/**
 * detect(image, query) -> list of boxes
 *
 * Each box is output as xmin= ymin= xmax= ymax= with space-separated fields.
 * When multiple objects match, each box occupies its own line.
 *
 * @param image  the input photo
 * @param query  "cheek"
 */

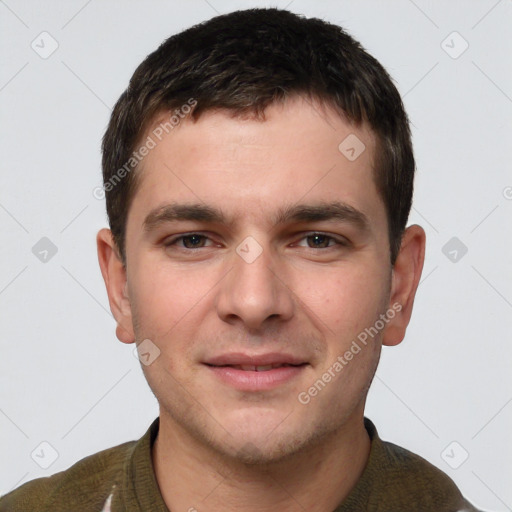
xmin=291 ymin=262 xmax=389 ymax=336
xmin=130 ymin=264 xmax=212 ymax=388
xmin=128 ymin=257 xmax=216 ymax=342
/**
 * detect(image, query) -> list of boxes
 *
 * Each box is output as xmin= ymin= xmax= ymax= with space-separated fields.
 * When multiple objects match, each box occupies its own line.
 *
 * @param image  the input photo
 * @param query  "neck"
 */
xmin=152 ymin=412 xmax=371 ymax=512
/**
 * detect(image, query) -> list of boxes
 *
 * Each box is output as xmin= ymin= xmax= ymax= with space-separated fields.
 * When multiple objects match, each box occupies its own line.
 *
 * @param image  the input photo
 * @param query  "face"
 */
xmin=104 ymin=96 xmax=411 ymax=464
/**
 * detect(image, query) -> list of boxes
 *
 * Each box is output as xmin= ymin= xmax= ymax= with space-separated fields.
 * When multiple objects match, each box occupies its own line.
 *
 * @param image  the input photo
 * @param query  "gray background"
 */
xmin=1 ymin=0 xmax=511 ymax=510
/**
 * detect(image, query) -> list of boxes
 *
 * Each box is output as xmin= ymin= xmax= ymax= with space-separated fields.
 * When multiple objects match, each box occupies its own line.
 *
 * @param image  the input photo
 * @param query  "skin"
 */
xmin=97 ymin=95 xmax=425 ymax=511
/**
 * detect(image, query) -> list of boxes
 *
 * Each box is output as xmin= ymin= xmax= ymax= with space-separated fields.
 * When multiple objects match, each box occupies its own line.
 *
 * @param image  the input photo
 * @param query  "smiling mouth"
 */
xmin=204 ymin=362 xmax=308 ymax=391
xmin=206 ymin=363 xmax=306 ymax=372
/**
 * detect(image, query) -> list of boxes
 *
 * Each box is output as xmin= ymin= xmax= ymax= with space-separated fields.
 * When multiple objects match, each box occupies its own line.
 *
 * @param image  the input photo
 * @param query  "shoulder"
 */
xmin=0 ymin=440 xmax=136 ymax=512
xmin=379 ymin=439 xmax=467 ymax=506
xmin=360 ymin=419 xmax=480 ymax=511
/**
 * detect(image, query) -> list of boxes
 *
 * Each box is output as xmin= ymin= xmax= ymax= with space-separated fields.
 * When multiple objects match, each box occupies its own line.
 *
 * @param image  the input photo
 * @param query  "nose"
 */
xmin=215 ymin=239 xmax=295 ymax=330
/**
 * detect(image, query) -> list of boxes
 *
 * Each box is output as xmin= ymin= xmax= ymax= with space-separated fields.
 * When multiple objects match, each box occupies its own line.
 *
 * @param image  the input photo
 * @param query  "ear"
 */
xmin=96 ymin=228 xmax=135 ymax=344
xmin=382 ymin=224 xmax=426 ymax=347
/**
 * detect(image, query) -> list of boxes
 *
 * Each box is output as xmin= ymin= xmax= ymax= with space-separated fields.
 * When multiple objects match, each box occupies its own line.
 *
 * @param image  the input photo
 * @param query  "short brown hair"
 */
xmin=102 ymin=8 xmax=414 ymax=265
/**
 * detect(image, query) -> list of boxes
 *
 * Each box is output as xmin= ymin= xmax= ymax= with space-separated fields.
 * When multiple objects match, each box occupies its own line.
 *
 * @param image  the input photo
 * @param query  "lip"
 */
xmin=204 ymin=352 xmax=307 ymax=367
xmin=203 ymin=352 xmax=309 ymax=392
xmin=205 ymin=363 xmax=308 ymax=391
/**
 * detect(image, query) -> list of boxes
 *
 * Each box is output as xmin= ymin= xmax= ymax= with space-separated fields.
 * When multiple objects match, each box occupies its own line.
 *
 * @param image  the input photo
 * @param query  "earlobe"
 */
xmin=382 ymin=224 xmax=426 ymax=347
xmin=116 ymin=324 xmax=135 ymax=344
xmin=96 ymin=228 xmax=136 ymax=344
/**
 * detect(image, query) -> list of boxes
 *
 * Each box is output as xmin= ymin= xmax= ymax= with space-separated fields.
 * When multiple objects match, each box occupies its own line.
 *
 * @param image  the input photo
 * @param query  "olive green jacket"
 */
xmin=0 ymin=417 xmax=481 ymax=511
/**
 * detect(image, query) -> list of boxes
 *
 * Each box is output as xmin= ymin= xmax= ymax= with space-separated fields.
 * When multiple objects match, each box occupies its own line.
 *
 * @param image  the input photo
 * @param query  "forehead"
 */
xmin=128 ymin=96 xmax=385 ymax=231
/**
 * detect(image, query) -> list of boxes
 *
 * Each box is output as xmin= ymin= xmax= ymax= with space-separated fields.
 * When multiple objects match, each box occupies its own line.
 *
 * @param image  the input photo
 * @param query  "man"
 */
xmin=0 ymin=8 xmax=481 ymax=512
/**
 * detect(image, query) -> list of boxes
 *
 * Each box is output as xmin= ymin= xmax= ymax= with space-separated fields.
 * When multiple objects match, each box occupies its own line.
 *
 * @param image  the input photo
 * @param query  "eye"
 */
xmin=295 ymin=232 xmax=347 ymax=249
xmin=306 ymin=233 xmax=333 ymax=248
xmin=164 ymin=233 xmax=212 ymax=249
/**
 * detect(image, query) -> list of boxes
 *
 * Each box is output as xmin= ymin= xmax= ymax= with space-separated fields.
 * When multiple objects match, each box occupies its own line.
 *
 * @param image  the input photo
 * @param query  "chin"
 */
xmin=215 ymin=414 xmax=320 ymax=466
xmin=223 ymin=435 xmax=302 ymax=466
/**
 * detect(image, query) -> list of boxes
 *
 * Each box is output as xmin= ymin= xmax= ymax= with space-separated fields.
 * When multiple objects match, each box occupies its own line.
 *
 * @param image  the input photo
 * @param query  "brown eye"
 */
xmin=306 ymin=233 xmax=334 ymax=248
xmin=180 ymin=234 xmax=208 ymax=248
xmin=164 ymin=234 xmax=212 ymax=249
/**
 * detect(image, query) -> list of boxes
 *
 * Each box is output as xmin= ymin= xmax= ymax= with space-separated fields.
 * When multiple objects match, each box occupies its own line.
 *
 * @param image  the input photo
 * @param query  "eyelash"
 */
xmin=163 ymin=233 xmax=215 ymax=250
xmin=163 ymin=232 xmax=348 ymax=250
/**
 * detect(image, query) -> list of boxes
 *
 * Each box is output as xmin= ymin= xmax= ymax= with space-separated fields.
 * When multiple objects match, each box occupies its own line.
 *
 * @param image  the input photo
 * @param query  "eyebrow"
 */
xmin=273 ymin=202 xmax=370 ymax=232
xmin=143 ymin=203 xmax=225 ymax=232
xmin=143 ymin=201 xmax=370 ymax=233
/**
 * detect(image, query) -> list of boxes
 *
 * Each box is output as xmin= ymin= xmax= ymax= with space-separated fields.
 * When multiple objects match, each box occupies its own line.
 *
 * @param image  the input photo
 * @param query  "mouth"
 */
xmin=203 ymin=359 xmax=309 ymax=391
xmin=205 ymin=363 xmax=306 ymax=372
